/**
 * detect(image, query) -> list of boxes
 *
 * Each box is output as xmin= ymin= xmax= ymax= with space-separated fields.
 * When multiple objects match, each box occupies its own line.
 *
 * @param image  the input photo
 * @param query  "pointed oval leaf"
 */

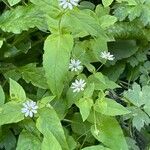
xmin=43 ymin=34 xmax=73 ymax=98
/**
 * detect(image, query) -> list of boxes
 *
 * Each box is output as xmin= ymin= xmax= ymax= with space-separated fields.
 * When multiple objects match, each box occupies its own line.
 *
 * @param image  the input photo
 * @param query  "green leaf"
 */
xmin=124 ymin=83 xmax=150 ymax=107
xmin=41 ymin=130 xmax=62 ymax=150
xmin=16 ymin=130 xmax=41 ymax=150
xmin=43 ymin=33 xmax=73 ymax=98
xmin=99 ymin=15 xmax=117 ymax=29
xmin=88 ymin=72 xmax=119 ymax=90
xmin=76 ymin=98 xmax=93 ymax=121
xmin=9 ymin=78 xmax=26 ymax=102
xmin=0 ymin=40 xmax=3 ymax=48
xmin=0 ymin=86 xmax=5 ymax=105
xmin=19 ymin=64 xmax=48 ymax=89
xmin=82 ymin=145 xmax=110 ymax=150
xmin=0 ymin=4 xmax=46 ymax=34
xmin=71 ymin=113 xmax=94 ymax=143
xmin=0 ymin=129 xmax=16 ymax=150
xmin=7 ymin=0 xmax=21 ymax=6
xmin=36 ymin=108 xmax=69 ymax=150
xmin=94 ymin=98 xmax=130 ymax=116
xmin=62 ymin=9 xmax=103 ymax=37
xmin=0 ymin=102 xmax=24 ymax=126
xmin=91 ymin=115 xmax=128 ymax=150
xmin=108 ymin=40 xmax=138 ymax=60
xmin=102 ymin=62 xmax=125 ymax=82
xmin=126 ymin=137 xmax=140 ymax=150
xmin=127 ymin=107 xmax=150 ymax=131
xmin=102 ymin=0 xmax=113 ymax=7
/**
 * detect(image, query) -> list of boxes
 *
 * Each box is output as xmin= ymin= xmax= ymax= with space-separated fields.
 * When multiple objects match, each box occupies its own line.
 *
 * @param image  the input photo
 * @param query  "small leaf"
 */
xmin=102 ymin=0 xmax=113 ymax=7
xmin=0 ymin=102 xmax=24 ymax=126
xmin=9 ymin=78 xmax=26 ymax=102
xmin=76 ymin=98 xmax=93 ymax=121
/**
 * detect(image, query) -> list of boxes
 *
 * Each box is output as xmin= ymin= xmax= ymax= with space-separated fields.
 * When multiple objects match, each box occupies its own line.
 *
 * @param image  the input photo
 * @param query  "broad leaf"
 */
xmin=0 ymin=102 xmax=24 ymax=126
xmin=88 ymin=72 xmax=119 ymax=90
xmin=16 ymin=130 xmax=41 ymax=150
xmin=94 ymin=98 xmax=130 ymax=116
xmin=91 ymin=115 xmax=128 ymax=150
xmin=43 ymin=33 xmax=73 ymax=98
xmin=41 ymin=130 xmax=62 ymax=150
xmin=9 ymin=78 xmax=26 ymax=102
xmin=36 ymin=108 xmax=69 ymax=150
xmin=0 ymin=4 xmax=46 ymax=34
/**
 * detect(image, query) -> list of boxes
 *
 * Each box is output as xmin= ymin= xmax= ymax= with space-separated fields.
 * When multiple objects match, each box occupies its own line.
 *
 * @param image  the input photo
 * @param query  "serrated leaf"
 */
xmin=128 ymin=107 xmax=150 ymax=131
xmin=76 ymin=98 xmax=93 ymax=121
xmin=91 ymin=115 xmax=128 ymax=150
xmin=7 ymin=0 xmax=21 ymax=6
xmin=0 ymin=102 xmax=24 ymax=126
xmin=0 ymin=4 xmax=46 ymax=34
xmin=0 ymin=86 xmax=5 ymax=105
xmin=9 ymin=78 xmax=26 ymax=102
xmin=36 ymin=108 xmax=69 ymax=150
xmin=124 ymin=83 xmax=150 ymax=107
xmin=16 ymin=130 xmax=41 ymax=150
xmin=94 ymin=98 xmax=130 ymax=116
xmin=43 ymin=33 xmax=73 ymax=98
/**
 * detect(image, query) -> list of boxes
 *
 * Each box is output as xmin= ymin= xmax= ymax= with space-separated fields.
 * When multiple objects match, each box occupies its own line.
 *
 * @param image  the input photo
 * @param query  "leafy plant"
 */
xmin=0 ymin=0 xmax=150 ymax=149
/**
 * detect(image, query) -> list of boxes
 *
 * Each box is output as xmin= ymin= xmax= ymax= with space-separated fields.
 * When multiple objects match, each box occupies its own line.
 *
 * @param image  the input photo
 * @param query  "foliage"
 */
xmin=0 ymin=0 xmax=150 ymax=149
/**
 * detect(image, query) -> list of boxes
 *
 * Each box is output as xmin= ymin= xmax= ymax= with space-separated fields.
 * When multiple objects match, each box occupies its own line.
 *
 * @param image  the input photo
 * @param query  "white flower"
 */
xmin=100 ymin=51 xmax=115 ymax=61
xmin=69 ymin=59 xmax=82 ymax=72
xmin=21 ymin=100 xmax=38 ymax=117
xmin=71 ymin=79 xmax=86 ymax=92
xmin=59 ymin=0 xmax=79 ymax=10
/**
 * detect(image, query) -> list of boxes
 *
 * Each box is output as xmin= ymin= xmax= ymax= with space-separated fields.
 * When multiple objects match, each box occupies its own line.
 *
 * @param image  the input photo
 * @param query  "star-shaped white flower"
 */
xmin=69 ymin=59 xmax=82 ymax=72
xmin=71 ymin=79 xmax=86 ymax=92
xmin=100 ymin=51 xmax=115 ymax=61
xmin=21 ymin=100 xmax=38 ymax=118
xmin=59 ymin=0 xmax=79 ymax=10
